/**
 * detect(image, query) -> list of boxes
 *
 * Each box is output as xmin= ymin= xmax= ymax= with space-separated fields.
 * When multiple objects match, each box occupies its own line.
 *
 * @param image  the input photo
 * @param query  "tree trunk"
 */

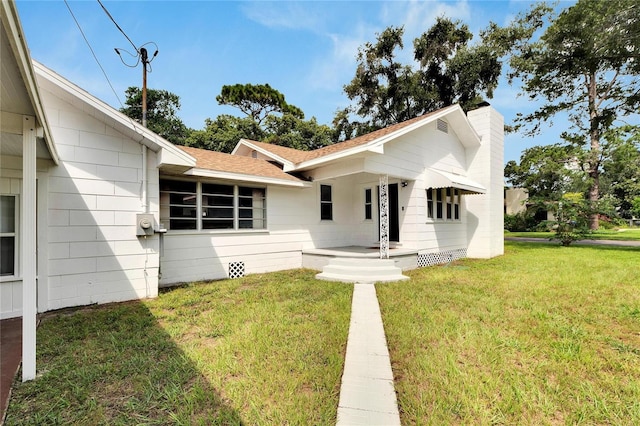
xmin=587 ymin=73 xmax=600 ymax=230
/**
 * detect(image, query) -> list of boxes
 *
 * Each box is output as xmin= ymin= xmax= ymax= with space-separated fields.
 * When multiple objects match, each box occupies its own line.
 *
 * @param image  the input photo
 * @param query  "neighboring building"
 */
xmin=504 ymin=187 xmax=554 ymax=222
xmin=505 ymin=187 xmax=528 ymax=215
xmin=1 ymin=1 xmax=503 ymax=379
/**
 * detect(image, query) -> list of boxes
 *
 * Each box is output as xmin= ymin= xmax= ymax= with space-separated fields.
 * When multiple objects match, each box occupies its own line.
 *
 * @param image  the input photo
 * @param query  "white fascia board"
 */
xmin=291 ymin=104 xmax=474 ymax=172
xmin=32 ymin=61 xmax=195 ymax=168
xmin=183 ymin=168 xmax=312 ymax=188
xmin=233 ymin=139 xmax=295 ymax=169
xmin=2 ymin=2 xmax=59 ymax=164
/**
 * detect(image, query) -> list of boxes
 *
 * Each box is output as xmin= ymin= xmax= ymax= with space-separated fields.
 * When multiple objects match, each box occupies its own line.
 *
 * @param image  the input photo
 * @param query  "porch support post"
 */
xmin=22 ymin=116 xmax=37 ymax=381
xmin=379 ymin=174 xmax=389 ymax=259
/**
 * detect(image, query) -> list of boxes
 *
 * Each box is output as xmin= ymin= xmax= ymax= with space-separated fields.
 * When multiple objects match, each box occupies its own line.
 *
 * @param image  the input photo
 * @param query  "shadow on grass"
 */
xmin=5 ymin=301 xmax=243 ymax=425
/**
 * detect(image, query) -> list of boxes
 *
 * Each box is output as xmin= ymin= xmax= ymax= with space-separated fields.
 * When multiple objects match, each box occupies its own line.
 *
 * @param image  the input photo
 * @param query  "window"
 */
xmin=202 ymin=183 xmax=234 ymax=230
xmin=238 ymin=187 xmax=266 ymax=229
xmin=426 ymin=188 xmax=460 ymax=221
xmin=364 ymin=188 xmax=372 ymax=220
xmin=160 ymin=180 xmax=197 ymax=230
xmin=0 ymin=195 xmax=17 ymax=276
xmin=160 ymin=180 xmax=266 ymax=231
xmin=320 ymin=184 xmax=333 ymax=220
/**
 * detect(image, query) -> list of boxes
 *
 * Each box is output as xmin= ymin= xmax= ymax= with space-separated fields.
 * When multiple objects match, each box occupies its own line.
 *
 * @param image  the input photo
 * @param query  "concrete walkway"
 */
xmin=336 ymin=283 xmax=401 ymax=425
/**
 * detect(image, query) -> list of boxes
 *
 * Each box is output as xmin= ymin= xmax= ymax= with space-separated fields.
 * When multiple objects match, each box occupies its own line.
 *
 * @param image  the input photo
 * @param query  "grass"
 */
xmin=377 ymin=242 xmax=640 ymax=424
xmin=5 ymin=269 xmax=352 ymax=425
xmin=506 ymin=228 xmax=640 ymax=241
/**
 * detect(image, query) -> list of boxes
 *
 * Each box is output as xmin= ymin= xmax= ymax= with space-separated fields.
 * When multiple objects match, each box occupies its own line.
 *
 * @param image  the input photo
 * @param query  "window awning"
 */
xmin=424 ymin=169 xmax=486 ymax=194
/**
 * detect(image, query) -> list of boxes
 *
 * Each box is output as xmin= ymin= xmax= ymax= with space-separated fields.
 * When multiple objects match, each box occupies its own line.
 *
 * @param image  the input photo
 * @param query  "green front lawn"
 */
xmin=7 ymin=243 xmax=640 ymax=424
xmin=5 ymin=270 xmax=352 ymax=425
xmin=378 ymin=242 xmax=640 ymax=424
xmin=506 ymin=228 xmax=640 ymax=241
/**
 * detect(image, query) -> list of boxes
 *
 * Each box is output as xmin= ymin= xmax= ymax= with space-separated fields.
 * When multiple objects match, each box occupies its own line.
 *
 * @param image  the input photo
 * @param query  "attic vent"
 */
xmin=436 ymin=119 xmax=448 ymax=133
xmin=251 ymin=150 xmax=258 ymax=158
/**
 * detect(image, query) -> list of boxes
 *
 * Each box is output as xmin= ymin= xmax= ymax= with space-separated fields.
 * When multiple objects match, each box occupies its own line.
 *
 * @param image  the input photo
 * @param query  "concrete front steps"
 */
xmin=316 ymin=258 xmax=409 ymax=283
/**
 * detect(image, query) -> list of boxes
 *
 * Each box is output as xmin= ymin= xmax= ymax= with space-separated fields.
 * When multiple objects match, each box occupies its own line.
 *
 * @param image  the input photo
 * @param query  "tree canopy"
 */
xmin=120 ymin=87 xmax=190 ymax=145
xmin=489 ymin=0 xmax=640 ymax=228
xmin=216 ymin=83 xmax=304 ymax=126
xmin=336 ymin=18 xmax=502 ymax=139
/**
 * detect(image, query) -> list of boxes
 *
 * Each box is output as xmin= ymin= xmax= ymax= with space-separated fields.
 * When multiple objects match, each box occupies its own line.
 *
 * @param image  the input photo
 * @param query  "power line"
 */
xmin=63 ymin=0 xmax=125 ymax=110
xmin=97 ymin=0 xmax=137 ymax=52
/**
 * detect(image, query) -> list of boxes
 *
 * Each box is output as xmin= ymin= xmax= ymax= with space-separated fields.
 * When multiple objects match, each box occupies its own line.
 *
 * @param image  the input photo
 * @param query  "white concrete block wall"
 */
xmin=158 ymin=111 xmax=502 ymax=285
xmin=466 ymin=106 xmax=505 ymax=258
xmin=41 ymin=89 xmax=160 ymax=311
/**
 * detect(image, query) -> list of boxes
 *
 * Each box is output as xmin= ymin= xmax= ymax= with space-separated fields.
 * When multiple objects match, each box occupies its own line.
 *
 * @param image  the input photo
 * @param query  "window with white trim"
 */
xmin=160 ymin=180 xmax=266 ymax=231
xmin=0 ymin=195 xmax=17 ymax=277
xmin=426 ymin=188 xmax=460 ymax=221
xmin=320 ymin=184 xmax=333 ymax=220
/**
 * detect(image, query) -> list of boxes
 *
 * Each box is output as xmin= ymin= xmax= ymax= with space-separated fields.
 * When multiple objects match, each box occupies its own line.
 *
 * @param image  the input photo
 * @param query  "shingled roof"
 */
xmin=242 ymin=108 xmax=444 ymax=166
xmin=178 ymin=145 xmax=305 ymax=184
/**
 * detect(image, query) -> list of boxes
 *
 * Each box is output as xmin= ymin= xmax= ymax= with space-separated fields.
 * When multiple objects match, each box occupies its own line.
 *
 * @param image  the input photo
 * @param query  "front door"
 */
xmin=378 ymin=183 xmax=400 ymax=242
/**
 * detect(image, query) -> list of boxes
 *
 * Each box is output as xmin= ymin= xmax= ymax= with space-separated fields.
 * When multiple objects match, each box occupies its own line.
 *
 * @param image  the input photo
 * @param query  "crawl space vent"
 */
xmin=436 ymin=118 xmax=448 ymax=133
xmin=228 ymin=261 xmax=245 ymax=279
xmin=417 ymin=248 xmax=466 ymax=267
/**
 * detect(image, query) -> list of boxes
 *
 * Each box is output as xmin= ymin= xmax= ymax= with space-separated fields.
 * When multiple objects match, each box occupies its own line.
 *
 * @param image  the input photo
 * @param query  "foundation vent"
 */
xmin=417 ymin=248 xmax=466 ymax=268
xmin=436 ymin=118 xmax=448 ymax=133
xmin=229 ymin=261 xmax=245 ymax=279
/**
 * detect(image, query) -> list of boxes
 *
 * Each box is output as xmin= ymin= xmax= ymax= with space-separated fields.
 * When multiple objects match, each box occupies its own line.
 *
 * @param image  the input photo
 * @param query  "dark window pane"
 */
xmin=447 ymin=204 xmax=452 ymax=219
xmin=169 ymin=193 xmax=196 ymax=205
xmin=436 ymin=203 xmax=443 ymax=219
xmin=170 ymin=206 xmax=196 ymax=218
xmin=454 ymin=204 xmax=460 ymax=220
xmin=202 ymin=183 xmax=233 ymax=195
xmin=321 ymin=203 xmax=333 ymax=220
xmin=239 ymin=187 xmax=265 ymax=197
xmin=238 ymin=208 xmax=253 ymax=218
xmin=320 ymin=185 xmax=332 ymax=202
xmin=365 ymin=204 xmax=372 ymax=220
xmin=238 ymin=198 xmax=253 ymax=208
xmin=169 ymin=219 xmax=197 ymax=230
xmin=160 ymin=180 xmax=196 ymax=193
xmin=0 ymin=196 xmax=15 ymax=233
xmin=203 ymin=195 xmax=234 ymax=207
xmin=202 ymin=219 xmax=234 ymax=229
xmin=0 ymin=237 xmax=15 ymax=276
xmin=427 ymin=200 xmax=433 ymax=219
xmin=204 ymin=207 xmax=233 ymax=219
xmin=436 ymin=190 xmax=443 ymax=202
xmin=365 ymin=188 xmax=372 ymax=204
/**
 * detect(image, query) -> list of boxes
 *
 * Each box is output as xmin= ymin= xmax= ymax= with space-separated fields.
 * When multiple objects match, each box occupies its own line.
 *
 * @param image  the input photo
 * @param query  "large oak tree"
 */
xmin=336 ymin=18 xmax=502 ymax=139
xmin=490 ymin=0 xmax=640 ymax=229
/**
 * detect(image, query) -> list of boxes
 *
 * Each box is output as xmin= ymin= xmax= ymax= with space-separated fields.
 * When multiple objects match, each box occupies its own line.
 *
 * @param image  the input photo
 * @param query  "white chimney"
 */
xmin=465 ymin=106 xmax=505 ymax=258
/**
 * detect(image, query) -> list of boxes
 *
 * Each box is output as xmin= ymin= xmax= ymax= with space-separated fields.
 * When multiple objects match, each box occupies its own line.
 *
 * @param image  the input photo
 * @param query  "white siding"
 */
xmin=41 ymin=89 xmax=160 ymax=310
xmin=159 ymin=108 xmax=504 ymax=286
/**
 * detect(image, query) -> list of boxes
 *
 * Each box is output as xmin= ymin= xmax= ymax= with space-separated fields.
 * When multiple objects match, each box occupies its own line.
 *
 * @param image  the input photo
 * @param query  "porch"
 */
xmin=303 ymin=246 xmax=417 ymax=283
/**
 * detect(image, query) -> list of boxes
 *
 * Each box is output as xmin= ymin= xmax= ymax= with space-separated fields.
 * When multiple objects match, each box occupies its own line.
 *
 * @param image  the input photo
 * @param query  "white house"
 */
xmin=1 ymin=1 xmax=503 ymax=380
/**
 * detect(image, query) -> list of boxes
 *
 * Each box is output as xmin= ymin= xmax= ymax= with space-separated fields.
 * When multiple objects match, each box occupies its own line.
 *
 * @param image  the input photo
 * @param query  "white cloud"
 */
xmin=241 ymin=1 xmax=327 ymax=32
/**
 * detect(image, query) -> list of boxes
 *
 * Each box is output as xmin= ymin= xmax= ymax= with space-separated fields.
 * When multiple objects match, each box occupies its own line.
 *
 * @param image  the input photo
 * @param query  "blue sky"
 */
xmin=17 ymin=0 xmax=580 ymax=163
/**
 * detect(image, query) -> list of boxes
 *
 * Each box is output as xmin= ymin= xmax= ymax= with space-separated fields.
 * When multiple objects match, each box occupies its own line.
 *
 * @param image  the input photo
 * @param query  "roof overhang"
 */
xmin=1 ymin=1 xmax=58 ymax=164
xmin=181 ymin=168 xmax=312 ymax=188
xmin=291 ymin=104 xmax=481 ymax=172
xmin=32 ymin=61 xmax=195 ymax=170
xmin=233 ymin=139 xmax=296 ymax=170
xmin=424 ymin=168 xmax=486 ymax=194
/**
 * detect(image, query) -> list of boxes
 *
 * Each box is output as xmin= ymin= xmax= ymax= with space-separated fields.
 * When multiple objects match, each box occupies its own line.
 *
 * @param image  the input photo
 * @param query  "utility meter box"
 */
xmin=136 ymin=213 xmax=155 ymax=236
